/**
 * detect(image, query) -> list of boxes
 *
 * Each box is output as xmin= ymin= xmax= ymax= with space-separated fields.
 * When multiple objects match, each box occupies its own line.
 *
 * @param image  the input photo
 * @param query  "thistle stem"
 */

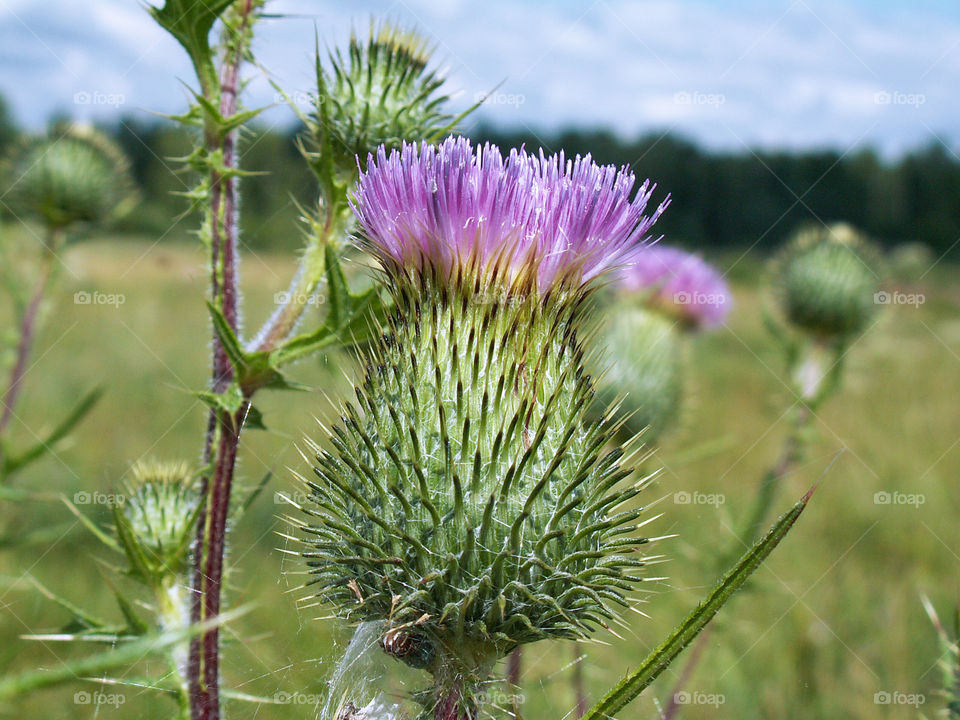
xmin=188 ymin=3 xmax=255 ymax=719
xmin=0 ymin=231 xmax=59 ymax=450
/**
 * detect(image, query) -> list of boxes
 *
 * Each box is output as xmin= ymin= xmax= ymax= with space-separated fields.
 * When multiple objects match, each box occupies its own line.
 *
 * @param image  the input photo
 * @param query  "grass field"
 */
xmin=1 ymin=229 xmax=959 ymax=719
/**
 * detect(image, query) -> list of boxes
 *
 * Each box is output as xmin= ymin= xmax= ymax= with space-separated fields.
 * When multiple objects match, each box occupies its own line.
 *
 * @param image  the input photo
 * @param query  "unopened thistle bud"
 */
xmin=4 ymin=125 xmax=132 ymax=231
xmin=776 ymin=223 xmax=880 ymax=340
xmin=115 ymin=460 xmax=200 ymax=587
xmin=312 ymin=24 xmax=454 ymax=182
xmin=597 ymin=305 xmax=683 ymax=444
xmin=294 ymin=137 xmax=668 ymax=717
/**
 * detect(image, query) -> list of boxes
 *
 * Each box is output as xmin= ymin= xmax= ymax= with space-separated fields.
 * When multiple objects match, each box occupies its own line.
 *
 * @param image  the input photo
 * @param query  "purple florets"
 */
xmin=352 ymin=136 xmax=669 ymax=291
xmin=616 ymin=244 xmax=731 ymax=328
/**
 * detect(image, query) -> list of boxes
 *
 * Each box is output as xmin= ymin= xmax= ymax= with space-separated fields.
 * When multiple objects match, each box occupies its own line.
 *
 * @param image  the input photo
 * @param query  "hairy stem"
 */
xmin=0 ymin=231 xmax=59 ymax=451
xmin=188 ymin=2 xmax=256 ymax=719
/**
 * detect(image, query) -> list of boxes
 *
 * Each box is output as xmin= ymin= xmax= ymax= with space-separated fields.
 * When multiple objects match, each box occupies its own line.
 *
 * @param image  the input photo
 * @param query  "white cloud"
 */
xmin=0 ymin=0 xmax=957 ymax=157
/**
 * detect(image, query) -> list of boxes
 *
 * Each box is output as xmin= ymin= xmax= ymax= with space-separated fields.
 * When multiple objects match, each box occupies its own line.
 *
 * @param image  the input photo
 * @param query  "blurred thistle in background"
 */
xmin=595 ymin=245 xmax=731 ymax=444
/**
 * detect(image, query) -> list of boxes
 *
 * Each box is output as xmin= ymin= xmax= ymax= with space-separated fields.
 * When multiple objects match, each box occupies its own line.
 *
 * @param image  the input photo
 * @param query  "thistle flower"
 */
xmin=615 ymin=244 xmax=730 ymax=329
xmin=295 ymin=137 xmax=667 ymax=717
xmin=312 ymin=23 xmax=456 ymax=182
xmin=3 ymin=125 xmax=133 ymax=231
xmin=776 ymin=223 xmax=880 ymax=340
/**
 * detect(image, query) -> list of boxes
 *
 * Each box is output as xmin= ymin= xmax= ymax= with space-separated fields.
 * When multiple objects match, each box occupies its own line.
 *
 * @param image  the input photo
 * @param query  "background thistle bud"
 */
xmin=311 ymin=23 xmax=455 ymax=183
xmin=3 ymin=125 xmax=133 ymax=231
xmin=775 ymin=223 xmax=881 ymax=339
xmin=294 ymin=137 xmax=668 ymax=716
xmin=596 ymin=304 xmax=683 ymax=444
xmin=114 ymin=460 xmax=200 ymax=587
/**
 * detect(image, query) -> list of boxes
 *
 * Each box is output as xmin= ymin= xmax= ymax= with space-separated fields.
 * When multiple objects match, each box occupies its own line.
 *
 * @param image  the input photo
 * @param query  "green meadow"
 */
xmin=1 ymin=229 xmax=958 ymax=719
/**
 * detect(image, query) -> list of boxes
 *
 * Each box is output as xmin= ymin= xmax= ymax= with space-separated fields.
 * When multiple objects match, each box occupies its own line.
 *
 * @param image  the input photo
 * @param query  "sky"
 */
xmin=1 ymin=0 xmax=958 ymax=158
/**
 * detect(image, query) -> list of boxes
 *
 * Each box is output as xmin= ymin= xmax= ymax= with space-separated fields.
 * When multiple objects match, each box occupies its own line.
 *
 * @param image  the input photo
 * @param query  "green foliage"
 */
xmin=3 ymin=126 xmax=133 ymax=231
xmin=296 ymin=274 xmax=657 ymax=670
xmin=1 ymin=387 xmax=103 ymax=479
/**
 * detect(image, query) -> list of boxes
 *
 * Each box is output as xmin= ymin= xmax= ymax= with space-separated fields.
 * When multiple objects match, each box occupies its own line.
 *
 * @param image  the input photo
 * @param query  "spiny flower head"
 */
xmin=615 ymin=244 xmax=730 ymax=329
xmin=115 ymin=460 xmax=200 ymax=586
xmin=352 ymin=136 xmax=669 ymax=293
xmin=295 ymin=138 xmax=668 ymax=705
xmin=311 ymin=23 xmax=455 ymax=181
xmin=3 ymin=125 xmax=133 ymax=231
xmin=776 ymin=223 xmax=881 ymax=340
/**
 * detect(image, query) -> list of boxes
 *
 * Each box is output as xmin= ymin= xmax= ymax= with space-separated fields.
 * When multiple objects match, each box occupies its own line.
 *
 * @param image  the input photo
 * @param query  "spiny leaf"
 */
xmin=0 ymin=607 xmax=249 ymax=701
xmin=581 ymin=487 xmax=814 ymax=720
xmin=3 ymin=387 xmax=103 ymax=476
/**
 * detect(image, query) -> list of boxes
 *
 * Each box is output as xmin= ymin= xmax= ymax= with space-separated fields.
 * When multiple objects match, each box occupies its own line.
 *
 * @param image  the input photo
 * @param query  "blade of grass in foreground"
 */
xmin=581 ymin=486 xmax=814 ymax=720
xmin=0 ymin=607 xmax=249 ymax=702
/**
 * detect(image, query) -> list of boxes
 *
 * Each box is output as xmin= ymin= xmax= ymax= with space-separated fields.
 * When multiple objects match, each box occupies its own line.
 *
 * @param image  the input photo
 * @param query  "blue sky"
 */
xmin=1 ymin=0 xmax=958 ymax=158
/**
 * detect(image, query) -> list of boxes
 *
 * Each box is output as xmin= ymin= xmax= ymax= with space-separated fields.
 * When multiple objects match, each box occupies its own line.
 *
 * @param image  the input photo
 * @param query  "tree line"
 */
xmin=1 ymin=97 xmax=956 ymax=256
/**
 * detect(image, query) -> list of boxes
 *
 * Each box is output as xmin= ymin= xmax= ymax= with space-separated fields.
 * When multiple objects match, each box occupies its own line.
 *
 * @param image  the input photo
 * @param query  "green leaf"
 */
xmin=207 ymin=301 xmax=247 ymax=371
xmin=269 ymin=248 xmax=387 ymax=368
xmin=242 ymin=403 xmax=266 ymax=430
xmin=148 ymin=0 xmax=233 ymax=93
xmin=581 ymin=487 xmax=814 ymax=720
xmin=3 ymin=387 xmax=103 ymax=476
xmin=60 ymin=494 xmax=120 ymax=552
xmin=26 ymin=575 xmax=109 ymax=631
xmin=196 ymin=383 xmax=245 ymax=415
xmin=112 ymin=501 xmax=156 ymax=584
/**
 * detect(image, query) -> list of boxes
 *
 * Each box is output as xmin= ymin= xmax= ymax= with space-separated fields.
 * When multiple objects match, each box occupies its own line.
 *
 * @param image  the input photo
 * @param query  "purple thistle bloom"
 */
xmin=352 ymin=136 xmax=669 ymax=291
xmin=616 ymin=244 xmax=731 ymax=328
